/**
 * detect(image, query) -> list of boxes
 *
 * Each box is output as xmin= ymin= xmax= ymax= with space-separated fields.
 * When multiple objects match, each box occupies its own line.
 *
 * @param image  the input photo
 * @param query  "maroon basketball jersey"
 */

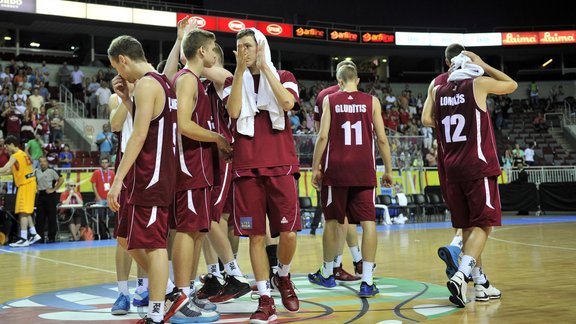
xmin=433 ymin=79 xmax=501 ymax=183
xmin=314 ymin=84 xmax=340 ymax=122
xmin=223 ymin=70 xmax=300 ymax=172
xmin=204 ymin=80 xmax=233 ymax=142
xmin=126 ymin=72 xmax=177 ymax=206
xmin=114 ymin=130 xmax=121 ymax=171
xmin=434 ymin=72 xmax=449 ymax=87
xmin=322 ymin=91 xmax=376 ymax=187
xmin=172 ymin=68 xmax=213 ymax=190
xmin=434 ymin=72 xmax=449 ymax=185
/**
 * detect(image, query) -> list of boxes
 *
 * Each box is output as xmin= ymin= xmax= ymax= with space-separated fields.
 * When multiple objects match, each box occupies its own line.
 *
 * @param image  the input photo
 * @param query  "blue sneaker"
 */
xmin=308 ymin=270 xmax=337 ymax=288
xmin=438 ymin=245 xmax=461 ymax=279
xmin=133 ymin=289 xmax=149 ymax=307
xmin=358 ymin=281 xmax=379 ymax=298
xmin=111 ymin=294 xmax=130 ymax=315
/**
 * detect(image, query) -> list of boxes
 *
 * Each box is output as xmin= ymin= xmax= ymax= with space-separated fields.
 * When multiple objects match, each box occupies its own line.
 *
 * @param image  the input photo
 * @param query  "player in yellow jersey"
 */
xmin=0 ymin=135 xmax=41 ymax=247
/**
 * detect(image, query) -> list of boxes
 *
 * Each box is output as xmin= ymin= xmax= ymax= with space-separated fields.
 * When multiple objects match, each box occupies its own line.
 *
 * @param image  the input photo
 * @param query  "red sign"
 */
xmin=362 ymin=32 xmax=395 ymax=43
xmin=293 ymin=26 xmax=326 ymax=39
xmin=502 ymin=32 xmax=539 ymax=45
xmin=329 ymin=29 xmax=359 ymax=42
xmin=255 ymin=22 xmax=293 ymax=38
xmin=176 ymin=13 xmax=217 ymax=31
xmin=538 ymin=30 xmax=576 ymax=44
xmin=217 ymin=17 xmax=256 ymax=33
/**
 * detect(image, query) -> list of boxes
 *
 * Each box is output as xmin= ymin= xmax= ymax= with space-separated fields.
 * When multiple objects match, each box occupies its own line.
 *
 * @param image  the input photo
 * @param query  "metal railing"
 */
xmin=59 ymin=84 xmax=87 ymax=119
xmin=507 ymin=166 xmax=576 ymax=185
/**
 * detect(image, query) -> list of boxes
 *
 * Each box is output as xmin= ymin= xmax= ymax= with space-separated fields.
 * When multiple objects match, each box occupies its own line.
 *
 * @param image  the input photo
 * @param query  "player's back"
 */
xmin=314 ymin=84 xmax=340 ymax=121
xmin=127 ymin=71 xmax=177 ymax=207
xmin=322 ymin=91 xmax=376 ymax=187
xmin=11 ymin=149 xmax=35 ymax=186
xmin=433 ymin=79 xmax=500 ymax=182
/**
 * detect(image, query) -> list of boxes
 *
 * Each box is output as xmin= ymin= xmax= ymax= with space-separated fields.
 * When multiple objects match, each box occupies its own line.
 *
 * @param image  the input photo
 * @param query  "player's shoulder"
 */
xmin=278 ymin=70 xmax=296 ymax=82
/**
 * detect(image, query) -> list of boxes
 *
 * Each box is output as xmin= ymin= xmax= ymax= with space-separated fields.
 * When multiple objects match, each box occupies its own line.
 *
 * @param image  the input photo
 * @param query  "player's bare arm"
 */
xmin=0 ymin=156 xmax=16 ymax=175
xmin=311 ymin=96 xmax=332 ymax=191
xmin=226 ymin=44 xmax=248 ymax=119
xmin=163 ymin=16 xmax=196 ymax=80
xmin=202 ymin=66 xmax=233 ymax=96
xmin=107 ymin=76 xmax=159 ymax=212
xmin=108 ymin=93 xmax=129 ymax=132
xmin=421 ymin=79 xmax=436 ymax=127
xmin=372 ymin=96 xmax=393 ymax=187
xmin=256 ymin=40 xmax=295 ymax=111
xmin=176 ymin=73 xmax=232 ymax=157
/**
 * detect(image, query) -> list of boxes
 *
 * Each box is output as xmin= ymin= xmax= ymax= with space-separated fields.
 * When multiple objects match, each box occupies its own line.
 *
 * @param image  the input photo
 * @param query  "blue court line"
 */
xmin=2 ymin=216 xmax=575 ymax=254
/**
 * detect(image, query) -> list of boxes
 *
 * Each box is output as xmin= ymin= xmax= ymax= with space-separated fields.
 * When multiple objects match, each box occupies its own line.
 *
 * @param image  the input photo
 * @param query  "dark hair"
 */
xmin=107 ymin=35 xmax=146 ymax=62
xmin=236 ymin=28 xmax=256 ymax=42
xmin=4 ymin=135 xmax=18 ymax=146
xmin=445 ymin=43 xmax=465 ymax=61
xmin=182 ymin=29 xmax=216 ymax=60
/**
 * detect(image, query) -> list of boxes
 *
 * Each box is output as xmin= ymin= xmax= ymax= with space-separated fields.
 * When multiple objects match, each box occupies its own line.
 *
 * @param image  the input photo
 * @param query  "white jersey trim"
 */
xmin=476 ymin=110 xmax=487 ymax=163
xmin=145 ymin=117 xmax=163 ymax=189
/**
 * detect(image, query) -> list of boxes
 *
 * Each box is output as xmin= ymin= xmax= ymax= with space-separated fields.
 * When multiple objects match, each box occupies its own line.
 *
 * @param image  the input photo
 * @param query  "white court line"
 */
xmin=0 ymin=248 xmax=136 ymax=277
xmin=489 ymin=226 xmax=576 ymax=251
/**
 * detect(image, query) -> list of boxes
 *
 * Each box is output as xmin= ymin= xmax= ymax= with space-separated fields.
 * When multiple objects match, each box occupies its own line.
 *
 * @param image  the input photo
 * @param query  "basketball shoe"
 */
xmin=447 ymin=271 xmax=467 ymax=308
xmin=111 ymin=293 xmax=130 ymax=315
xmin=333 ymin=265 xmax=361 ymax=282
xmin=9 ymin=238 xmax=30 ymax=247
xmin=249 ymin=295 xmax=277 ymax=324
xmin=170 ymin=299 xmax=220 ymax=323
xmin=308 ymin=269 xmax=337 ymax=288
xmin=208 ymin=274 xmax=251 ymax=303
xmin=474 ymin=281 xmax=501 ymax=301
xmin=196 ymin=274 xmax=224 ymax=300
xmin=437 ymin=245 xmax=461 ymax=279
xmin=163 ymin=288 xmax=189 ymax=322
xmin=271 ymin=273 xmax=299 ymax=313
xmin=358 ymin=281 xmax=379 ymax=298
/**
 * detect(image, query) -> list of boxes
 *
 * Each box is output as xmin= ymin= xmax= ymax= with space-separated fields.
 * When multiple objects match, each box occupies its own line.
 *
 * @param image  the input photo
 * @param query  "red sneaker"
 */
xmin=333 ymin=265 xmax=361 ymax=282
xmin=249 ymin=295 xmax=277 ymax=324
xmin=163 ymin=288 xmax=188 ymax=322
xmin=353 ymin=260 xmax=363 ymax=276
xmin=271 ymin=273 xmax=299 ymax=313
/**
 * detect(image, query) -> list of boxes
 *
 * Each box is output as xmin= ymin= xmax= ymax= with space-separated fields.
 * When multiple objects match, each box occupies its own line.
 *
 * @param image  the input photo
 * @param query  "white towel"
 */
xmin=448 ymin=53 xmax=484 ymax=82
xmin=236 ymin=28 xmax=285 ymax=137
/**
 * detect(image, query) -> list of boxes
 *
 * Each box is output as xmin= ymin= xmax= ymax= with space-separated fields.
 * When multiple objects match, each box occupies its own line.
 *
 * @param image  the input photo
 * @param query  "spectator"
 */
xmin=2 ymin=104 xmax=21 ymax=143
xmin=425 ymin=147 xmax=437 ymax=167
xmin=421 ymin=122 xmax=433 ymax=150
xmin=20 ymin=111 xmax=35 ymax=145
xmin=288 ymin=110 xmax=301 ymax=133
xmin=90 ymin=157 xmax=114 ymax=205
xmin=7 ymin=59 xmax=18 ymax=75
xmin=38 ymin=81 xmax=51 ymax=101
xmin=533 ymin=113 xmax=547 ymax=133
xmin=70 ymin=64 xmax=85 ymax=101
xmin=529 ymin=81 xmax=539 ymax=108
xmin=49 ymin=109 xmax=64 ymax=143
xmin=58 ymin=181 xmax=84 ymax=241
xmin=40 ymin=60 xmax=50 ymax=86
xmin=512 ymin=143 xmax=525 ymax=168
xmin=0 ymin=87 xmax=10 ymax=107
xmin=12 ymin=85 xmax=27 ymax=103
xmin=57 ymin=61 xmax=71 ymax=88
xmin=14 ymin=97 xmax=26 ymax=115
xmin=95 ymin=80 xmax=111 ymax=118
xmin=502 ymin=145 xmax=514 ymax=175
xmin=35 ymin=106 xmax=50 ymax=143
xmin=13 ymin=69 xmax=26 ymax=86
xmin=524 ymin=142 xmax=535 ymax=166
xmin=25 ymin=133 xmax=44 ymax=169
xmin=0 ymin=138 xmax=10 ymax=167
xmin=44 ymin=139 xmax=62 ymax=168
xmin=85 ymin=76 xmax=100 ymax=116
xmin=58 ymin=144 xmax=73 ymax=169
xmin=95 ymin=123 xmax=115 ymax=160
xmin=28 ymin=87 xmax=45 ymax=111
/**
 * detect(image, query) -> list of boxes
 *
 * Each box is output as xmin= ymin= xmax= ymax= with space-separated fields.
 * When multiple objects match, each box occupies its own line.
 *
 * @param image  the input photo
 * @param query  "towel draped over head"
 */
xmin=447 ymin=52 xmax=485 ymax=82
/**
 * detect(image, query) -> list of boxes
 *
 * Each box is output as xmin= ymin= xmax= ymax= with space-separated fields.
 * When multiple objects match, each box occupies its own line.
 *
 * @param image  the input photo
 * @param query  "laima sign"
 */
xmin=502 ymin=30 xmax=576 ymax=45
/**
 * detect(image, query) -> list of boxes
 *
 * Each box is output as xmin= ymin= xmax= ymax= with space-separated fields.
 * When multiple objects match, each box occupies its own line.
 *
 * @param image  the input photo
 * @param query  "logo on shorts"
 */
xmin=240 ymin=217 xmax=252 ymax=229
xmin=281 ymin=217 xmax=288 ymax=224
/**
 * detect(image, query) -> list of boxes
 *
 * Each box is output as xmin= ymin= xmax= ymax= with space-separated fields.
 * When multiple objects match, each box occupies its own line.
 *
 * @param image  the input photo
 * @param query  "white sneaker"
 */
xmin=28 ymin=234 xmax=42 ymax=245
xmin=447 ymin=271 xmax=467 ymax=307
xmin=9 ymin=238 xmax=31 ymax=247
xmin=475 ymin=283 xmax=501 ymax=301
xmin=170 ymin=300 xmax=220 ymax=323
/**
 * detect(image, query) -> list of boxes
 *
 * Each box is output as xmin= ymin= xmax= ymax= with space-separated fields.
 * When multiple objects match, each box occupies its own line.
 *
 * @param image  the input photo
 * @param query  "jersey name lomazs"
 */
xmin=440 ymin=94 xmax=465 ymax=106
xmin=334 ymin=104 xmax=367 ymax=113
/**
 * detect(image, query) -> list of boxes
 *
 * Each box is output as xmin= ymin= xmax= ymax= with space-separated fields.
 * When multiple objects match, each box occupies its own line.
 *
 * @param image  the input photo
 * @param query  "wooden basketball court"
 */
xmin=1 ymin=214 xmax=575 ymax=323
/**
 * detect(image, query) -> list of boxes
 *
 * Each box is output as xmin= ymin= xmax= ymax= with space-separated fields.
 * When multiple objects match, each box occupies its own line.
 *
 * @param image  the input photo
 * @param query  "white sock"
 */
xmin=362 ymin=261 xmax=374 ymax=285
xmin=180 ymin=286 xmax=191 ymax=297
xmin=168 ymin=260 xmax=174 ymax=282
xmin=136 ymin=278 xmax=148 ymax=293
xmin=166 ymin=279 xmax=175 ymax=294
xmin=277 ymin=262 xmax=291 ymax=277
xmin=450 ymin=235 xmax=463 ymax=248
xmin=148 ymin=300 xmax=164 ymax=322
xmin=118 ymin=280 xmax=129 ymax=296
xmin=472 ymin=267 xmax=487 ymax=285
xmin=257 ymin=280 xmax=270 ymax=297
xmin=29 ymin=226 xmax=37 ymax=235
xmin=190 ymin=282 xmax=196 ymax=294
xmin=321 ymin=261 xmax=334 ymax=278
xmin=458 ymin=255 xmax=476 ymax=278
xmin=224 ymin=260 xmax=242 ymax=277
xmin=333 ymin=255 xmax=343 ymax=267
xmin=208 ymin=263 xmax=222 ymax=277
xmin=20 ymin=230 xmax=27 ymax=240
xmin=349 ymin=246 xmax=362 ymax=263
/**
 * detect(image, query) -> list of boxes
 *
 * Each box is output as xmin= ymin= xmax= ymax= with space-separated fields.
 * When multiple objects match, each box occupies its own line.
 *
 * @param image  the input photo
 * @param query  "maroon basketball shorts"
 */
xmin=126 ymin=204 xmax=170 ymax=250
xmin=174 ymin=188 xmax=211 ymax=233
xmin=321 ymin=186 xmax=376 ymax=224
xmin=445 ymin=176 xmax=502 ymax=228
xmin=114 ymin=188 xmax=129 ymax=239
xmin=210 ymin=164 xmax=232 ymax=223
xmin=232 ymin=175 xmax=301 ymax=237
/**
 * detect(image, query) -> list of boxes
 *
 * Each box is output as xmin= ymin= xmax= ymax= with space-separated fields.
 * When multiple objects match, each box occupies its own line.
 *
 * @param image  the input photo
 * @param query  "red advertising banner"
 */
xmin=176 ymin=13 xmax=217 ymax=31
xmin=538 ymin=30 xmax=576 ymax=44
xmin=256 ymin=22 xmax=293 ymax=38
xmin=502 ymin=32 xmax=539 ymax=45
xmin=293 ymin=26 xmax=326 ymax=39
xmin=217 ymin=17 xmax=256 ymax=33
xmin=362 ymin=32 xmax=395 ymax=43
xmin=329 ymin=29 xmax=359 ymax=43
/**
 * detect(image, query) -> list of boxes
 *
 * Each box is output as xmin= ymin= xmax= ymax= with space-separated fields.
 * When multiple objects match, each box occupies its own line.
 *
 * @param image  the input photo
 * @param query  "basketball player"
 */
xmin=422 ymin=50 xmax=516 ymax=307
xmin=224 ymin=28 xmax=301 ymax=322
xmin=312 ymin=59 xmax=365 ymax=281
xmin=310 ymin=64 xmax=393 ymax=297
xmin=432 ymin=43 xmax=466 ymax=279
xmin=108 ymin=84 xmax=150 ymax=315
xmin=2 ymin=135 xmax=41 ymax=247
xmin=106 ymin=35 xmax=186 ymax=324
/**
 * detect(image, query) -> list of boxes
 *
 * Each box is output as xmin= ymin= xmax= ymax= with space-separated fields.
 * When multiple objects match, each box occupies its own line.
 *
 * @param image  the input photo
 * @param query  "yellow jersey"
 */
xmin=11 ymin=149 xmax=35 ymax=187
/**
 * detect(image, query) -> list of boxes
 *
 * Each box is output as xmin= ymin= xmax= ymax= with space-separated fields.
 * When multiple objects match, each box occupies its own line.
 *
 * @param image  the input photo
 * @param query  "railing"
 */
xmin=59 ymin=84 xmax=87 ymax=119
xmin=507 ymin=166 xmax=576 ymax=185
